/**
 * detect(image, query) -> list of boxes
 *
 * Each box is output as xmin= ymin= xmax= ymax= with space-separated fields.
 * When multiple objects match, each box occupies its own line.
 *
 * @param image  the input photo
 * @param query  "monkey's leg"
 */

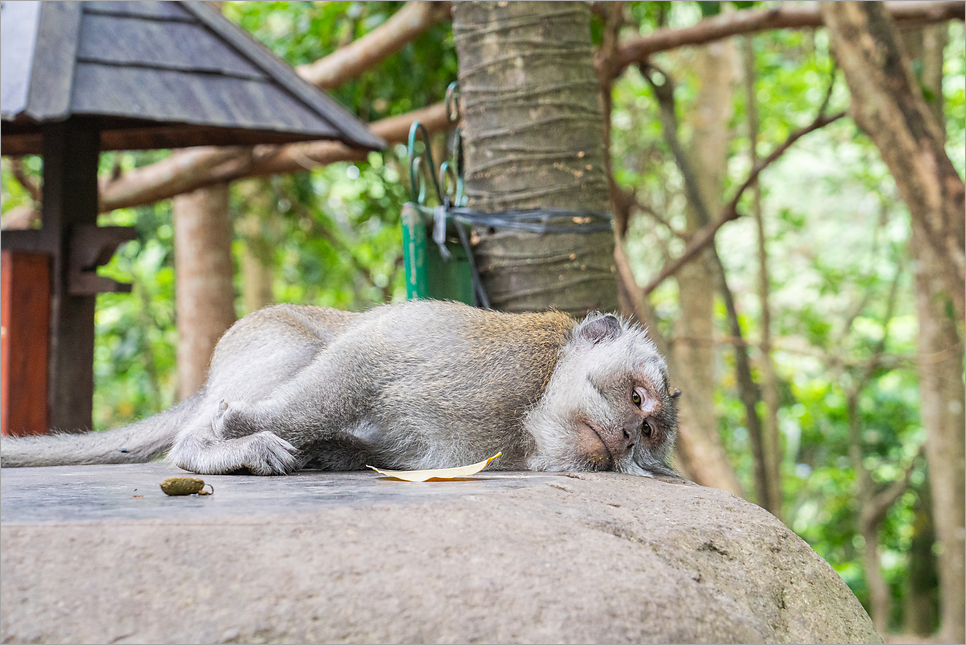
xmin=202 ymin=351 xmax=364 ymax=473
xmin=167 ymin=306 xmax=351 ymax=475
xmin=167 ymin=399 xmax=300 ymax=475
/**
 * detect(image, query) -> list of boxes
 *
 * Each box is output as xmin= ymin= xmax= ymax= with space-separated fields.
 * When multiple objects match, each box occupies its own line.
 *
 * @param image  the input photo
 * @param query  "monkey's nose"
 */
xmin=621 ymin=428 xmax=635 ymax=452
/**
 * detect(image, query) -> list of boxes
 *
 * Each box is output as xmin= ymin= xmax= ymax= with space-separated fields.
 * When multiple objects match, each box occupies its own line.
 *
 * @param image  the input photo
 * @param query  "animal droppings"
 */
xmin=160 ymin=477 xmax=213 ymax=496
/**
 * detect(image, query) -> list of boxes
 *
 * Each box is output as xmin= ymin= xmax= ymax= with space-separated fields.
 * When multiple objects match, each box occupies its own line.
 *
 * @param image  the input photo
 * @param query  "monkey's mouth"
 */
xmin=580 ymin=422 xmax=614 ymax=469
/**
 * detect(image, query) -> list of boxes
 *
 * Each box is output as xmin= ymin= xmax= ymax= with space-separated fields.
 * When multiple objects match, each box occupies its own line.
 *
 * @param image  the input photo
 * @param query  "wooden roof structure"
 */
xmin=0 ymin=0 xmax=385 ymax=155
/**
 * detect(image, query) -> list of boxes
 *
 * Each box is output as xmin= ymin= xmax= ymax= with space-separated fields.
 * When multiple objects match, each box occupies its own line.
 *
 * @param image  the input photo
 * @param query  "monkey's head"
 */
xmin=525 ymin=312 xmax=680 ymax=477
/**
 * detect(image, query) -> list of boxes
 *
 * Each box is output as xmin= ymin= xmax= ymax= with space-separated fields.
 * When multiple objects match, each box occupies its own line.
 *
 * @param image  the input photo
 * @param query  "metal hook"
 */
xmin=445 ymin=81 xmax=461 ymax=124
xmin=408 ymin=121 xmax=445 ymax=206
xmin=408 ymin=82 xmax=465 ymax=206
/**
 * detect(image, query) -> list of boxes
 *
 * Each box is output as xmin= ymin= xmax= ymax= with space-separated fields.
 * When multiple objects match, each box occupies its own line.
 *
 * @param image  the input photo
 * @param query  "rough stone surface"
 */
xmin=1 ymin=463 xmax=880 ymax=644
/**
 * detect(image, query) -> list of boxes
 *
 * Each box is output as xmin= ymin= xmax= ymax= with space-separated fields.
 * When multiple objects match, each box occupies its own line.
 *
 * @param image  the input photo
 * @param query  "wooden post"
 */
xmin=1 ymin=251 xmax=51 ymax=437
xmin=41 ymin=120 xmax=100 ymax=431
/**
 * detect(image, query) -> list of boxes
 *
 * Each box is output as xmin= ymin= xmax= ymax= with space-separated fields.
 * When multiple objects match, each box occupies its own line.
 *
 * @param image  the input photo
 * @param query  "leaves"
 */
xmin=368 ymin=453 xmax=502 ymax=482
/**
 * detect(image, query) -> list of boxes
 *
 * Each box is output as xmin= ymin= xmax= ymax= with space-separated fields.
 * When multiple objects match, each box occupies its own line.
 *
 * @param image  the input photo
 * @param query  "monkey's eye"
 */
xmin=642 ymin=420 xmax=653 ymax=437
xmin=632 ymin=390 xmax=642 ymax=407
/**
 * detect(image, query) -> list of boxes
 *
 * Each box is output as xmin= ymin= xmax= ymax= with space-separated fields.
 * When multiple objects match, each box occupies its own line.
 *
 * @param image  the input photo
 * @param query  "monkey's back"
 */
xmin=334 ymin=301 xmax=577 ymax=468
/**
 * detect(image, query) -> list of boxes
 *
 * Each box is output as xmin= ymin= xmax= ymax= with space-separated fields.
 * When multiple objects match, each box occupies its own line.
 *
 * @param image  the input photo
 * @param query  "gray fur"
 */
xmin=1 ymin=301 xmax=678 ymax=477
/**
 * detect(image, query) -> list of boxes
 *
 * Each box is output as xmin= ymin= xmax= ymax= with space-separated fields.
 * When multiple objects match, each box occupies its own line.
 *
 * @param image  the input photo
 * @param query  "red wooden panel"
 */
xmin=1 ymin=250 xmax=51 ymax=436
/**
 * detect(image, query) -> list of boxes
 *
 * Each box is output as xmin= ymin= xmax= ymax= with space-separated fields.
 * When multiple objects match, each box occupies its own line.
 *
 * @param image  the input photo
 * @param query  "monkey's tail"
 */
xmin=0 ymin=397 xmax=200 ymax=468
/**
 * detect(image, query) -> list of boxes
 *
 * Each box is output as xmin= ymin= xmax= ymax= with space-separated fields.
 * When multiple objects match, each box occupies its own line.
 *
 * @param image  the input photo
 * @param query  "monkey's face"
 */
xmin=525 ymin=313 xmax=679 ymax=477
xmin=576 ymin=344 xmax=678 ymax=477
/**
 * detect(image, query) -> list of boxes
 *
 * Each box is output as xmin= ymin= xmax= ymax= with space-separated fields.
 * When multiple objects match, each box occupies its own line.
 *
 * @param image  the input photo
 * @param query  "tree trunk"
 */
xmin=240 ymin=214 xmax=275 ymax=315
xmin=235 ymin=180 xmax=276 ymax=315
xmin=820 ymin=2 xmax=965 ymax=324
xmin=850 ymin=392 xmax=890 ymax=634
xmin=452 ymin=1 xmax=617 ymax=315
xmin=861 ymin=523 xmax=890 ymax=635
xmin=905 ymin=477 xmax=939 ymax=635
xmin=173 ymin=182 xmax=237 ymax=400
xmin=673 ymin=40 xmax=746 ymax=498
xmin=911 ymin=222 xmax=966 ymax=644
xmin=902 ymin=25 xmax=945 ymax=639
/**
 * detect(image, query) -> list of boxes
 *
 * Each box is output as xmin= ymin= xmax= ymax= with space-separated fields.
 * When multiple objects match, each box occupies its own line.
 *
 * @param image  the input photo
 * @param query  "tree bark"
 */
xmin=173 ymin=182 xmax=237 ymax=400
xmin=452 ymin=1 xmax=617 ymax=315
xmin=859 ymin=515 xmax=891 ymax=635
xmin=820 ymin=2 xmax=965 ymax=323
xmin=901 ymin=25 xmax=944 ymax=638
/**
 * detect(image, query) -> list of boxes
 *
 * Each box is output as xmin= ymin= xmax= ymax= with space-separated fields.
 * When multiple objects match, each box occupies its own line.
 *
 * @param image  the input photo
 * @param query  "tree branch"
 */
xmin=642 ymin=109 xmax=845 ymax=296
xmin=99 ymin=102 xmax=450 ymax=212
xmin=296 ymin=2 xmax=452 ymax=89
xmin=219 ymin=102 xmax=451 ymax=180
xmin=608 ymin=0 xmax=965 ymax=80
xmin=861 ymin=445 xmax=925 ymax=529
xmin=99 ymin=147 xmax=250 ymax=212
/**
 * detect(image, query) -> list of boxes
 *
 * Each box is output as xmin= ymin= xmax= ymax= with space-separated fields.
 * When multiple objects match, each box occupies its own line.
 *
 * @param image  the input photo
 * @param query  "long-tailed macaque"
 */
xmin=1 ymin=300 xmax=679 ymax=477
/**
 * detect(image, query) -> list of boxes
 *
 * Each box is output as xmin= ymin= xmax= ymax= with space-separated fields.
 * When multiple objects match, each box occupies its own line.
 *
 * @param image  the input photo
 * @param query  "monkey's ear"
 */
xmin=577 ymin=313 xmax=623 ymax=344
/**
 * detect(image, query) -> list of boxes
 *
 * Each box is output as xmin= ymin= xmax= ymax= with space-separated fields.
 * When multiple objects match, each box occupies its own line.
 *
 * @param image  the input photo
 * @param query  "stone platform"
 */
xmin=1 ymin=462 xmax=880 ymax=644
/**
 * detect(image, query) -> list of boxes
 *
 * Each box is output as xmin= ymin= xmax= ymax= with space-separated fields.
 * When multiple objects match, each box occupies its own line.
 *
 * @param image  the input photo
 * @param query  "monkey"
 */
xmin=0 ymin=300 xmax=679 ymax=478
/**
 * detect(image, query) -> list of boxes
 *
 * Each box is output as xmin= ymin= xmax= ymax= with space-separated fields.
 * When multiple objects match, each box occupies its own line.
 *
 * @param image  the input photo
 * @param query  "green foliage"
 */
xmin=94 ymin=202 xmax=178 ymax=429
xmin=238 ymin=153 xmax=411 ymax=310
xmin=223 ymin=1 xmax=458 ymax=121
xmin=0 ymin=156 xmax=41 ymax=215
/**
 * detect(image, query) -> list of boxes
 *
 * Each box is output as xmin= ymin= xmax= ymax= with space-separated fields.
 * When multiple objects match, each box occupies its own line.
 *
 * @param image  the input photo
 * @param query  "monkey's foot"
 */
xmin=169 ymin=430 xmax=298 ymax=476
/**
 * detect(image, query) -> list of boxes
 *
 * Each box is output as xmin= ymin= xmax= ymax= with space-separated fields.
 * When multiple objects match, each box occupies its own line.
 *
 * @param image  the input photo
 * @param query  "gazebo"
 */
xmin=1 ymin=1 xmax=384 ymax=435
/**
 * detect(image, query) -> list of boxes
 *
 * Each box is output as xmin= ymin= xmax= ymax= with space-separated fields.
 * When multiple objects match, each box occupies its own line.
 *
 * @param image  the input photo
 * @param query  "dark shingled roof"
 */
xmin=0 ymin=1 xmax=385 ymax=155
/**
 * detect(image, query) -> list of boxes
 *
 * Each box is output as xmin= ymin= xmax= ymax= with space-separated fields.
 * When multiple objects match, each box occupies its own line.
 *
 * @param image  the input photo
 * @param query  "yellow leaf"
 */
xmin=367 ymin=453 xmax=502 ymax=482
